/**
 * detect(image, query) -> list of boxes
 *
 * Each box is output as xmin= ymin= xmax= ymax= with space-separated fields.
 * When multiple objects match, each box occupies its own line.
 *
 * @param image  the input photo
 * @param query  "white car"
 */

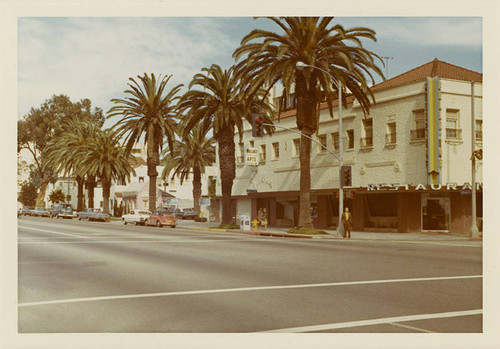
xmin=122 ymin=209 xmax=152 ymax=225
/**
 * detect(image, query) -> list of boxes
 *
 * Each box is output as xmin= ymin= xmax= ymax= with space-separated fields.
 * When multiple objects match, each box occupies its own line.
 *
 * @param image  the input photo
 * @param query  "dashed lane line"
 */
xmin=18 ymin=274 xmax=481 ymax=307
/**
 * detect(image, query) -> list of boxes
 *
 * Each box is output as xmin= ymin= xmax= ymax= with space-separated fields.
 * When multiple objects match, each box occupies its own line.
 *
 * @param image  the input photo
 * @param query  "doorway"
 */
xmin=422 ymin=194 xmax=450 ymax=232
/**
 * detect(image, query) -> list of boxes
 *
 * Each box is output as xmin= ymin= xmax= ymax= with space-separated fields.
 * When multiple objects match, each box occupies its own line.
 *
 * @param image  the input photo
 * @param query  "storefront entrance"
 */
xmin=422 ymin=194 xmax=450 ymax=232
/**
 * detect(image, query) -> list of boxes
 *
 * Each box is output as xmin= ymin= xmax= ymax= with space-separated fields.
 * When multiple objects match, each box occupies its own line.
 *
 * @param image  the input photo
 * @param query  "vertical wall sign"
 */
xmin=427 ymin=77 xmax=441 ymax=185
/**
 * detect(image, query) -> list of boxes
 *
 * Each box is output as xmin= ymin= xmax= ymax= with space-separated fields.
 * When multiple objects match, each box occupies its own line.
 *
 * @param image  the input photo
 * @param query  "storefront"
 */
xmin=241 ymin=182 xmax=482 ymax=235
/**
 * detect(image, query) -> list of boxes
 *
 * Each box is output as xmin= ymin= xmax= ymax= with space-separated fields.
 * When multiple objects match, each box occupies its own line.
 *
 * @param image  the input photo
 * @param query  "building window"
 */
xmin=346 ymin=129 xmax=354 ymax=149
xmin=475 ymin=120 xmax=483 ymax=141
xmin=411 ymin=109 xmax=426 ymax=140
xmin=386 ymin=122 xmax=397 ymax=145
xmin=293 ymin=138 xmax=301 ymax=157
xmin=318 ymin=134 xmax=327 ymax=153
xmin=446 ymin=109 xmax=462 ymax=139
xmin=361 ymin=118 xmax=373 ymax=148
xmin=249 ymin=140 xmax=255 ymax=148
xmin=260 ymin=144 xmax=267 ymax=162
xmin=331 ymin=132 xmax=339 ymax=151
xmin=138 ymin=177 xmax=145 ymax=183
xmin=272 ymin=142 xmax=280 ymax=159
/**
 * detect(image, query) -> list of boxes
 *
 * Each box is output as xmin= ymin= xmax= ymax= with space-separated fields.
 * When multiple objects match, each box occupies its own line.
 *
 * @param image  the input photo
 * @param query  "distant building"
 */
xmin=216 ymin=59 xmax=482 ymax=235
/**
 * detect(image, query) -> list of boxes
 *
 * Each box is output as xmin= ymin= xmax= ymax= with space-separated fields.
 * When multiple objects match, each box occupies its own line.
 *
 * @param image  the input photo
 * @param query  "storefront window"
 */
xmin=422 ymin=194 xmax=450 ymax=232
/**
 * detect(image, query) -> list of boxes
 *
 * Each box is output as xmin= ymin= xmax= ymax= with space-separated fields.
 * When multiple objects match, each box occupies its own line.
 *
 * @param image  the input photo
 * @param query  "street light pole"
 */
xmin=470 ymin=81 xmax=479 ymax=238
xmin=296 ymin=62 xmax=344 ymax=236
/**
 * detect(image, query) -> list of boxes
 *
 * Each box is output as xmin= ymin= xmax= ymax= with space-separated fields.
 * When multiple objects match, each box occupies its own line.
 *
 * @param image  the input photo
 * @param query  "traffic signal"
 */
xmin=252 ymin=114 xmax=264 ymax=137
xmin=341 ymin=166 xmax=352 ymax=187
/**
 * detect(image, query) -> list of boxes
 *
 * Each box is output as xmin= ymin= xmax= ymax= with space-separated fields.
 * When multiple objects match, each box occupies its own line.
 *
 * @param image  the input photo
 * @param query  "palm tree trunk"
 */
xmin=192 ymin=166 xmax=202 ymax=213
xmin=298 ymin=133 xmax=313 ymax=228
xmin=102 ymin=177 xmax=111 ymax=214
xmin=218 ymin=125 xmax=236 ymax=225
xmin=147 ymin=140 xmax=160 ymax=211
xmin=295 ymin=74 xmax=318 ymax=229
xmin=86 ymin=175 xmax=96 ymax=208
xmin=76 ymin=175 xmax=84 ymax=211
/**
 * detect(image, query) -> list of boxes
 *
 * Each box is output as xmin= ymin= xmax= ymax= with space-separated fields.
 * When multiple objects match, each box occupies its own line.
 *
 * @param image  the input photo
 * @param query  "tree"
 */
xmin=18 ymin=95 xmax=104 ymax=207
xmin=161 ymin=123 xmax=216 ymax=213
xmin=45 ymin=118 xmax=104 ymax=210
xmin=77 ymin=129 xmax=136 ymax=214
xmin=178 ymin=64 xmax=274 ymax=225
xmin=108 ymin=73 xmax=183 ymax=211
xmin=18 ymin=181 xmax=38 ymax=207
xmin=233 ymin=17 xmax=384 ymax=228
xmin=48 ymin=189 xmax=66 ymax=204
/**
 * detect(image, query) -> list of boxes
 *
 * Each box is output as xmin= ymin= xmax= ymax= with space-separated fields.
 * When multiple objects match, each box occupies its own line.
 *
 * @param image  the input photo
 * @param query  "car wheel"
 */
xmin=78 ymin=217 xmax=82 ymax=221
xmin=171 ymin=225 xmax=176 ymax=229
xmin=135 ymin=221 xmax=139 ymax=226
xmin=156 ymin=220 xmax=162 ymax=228
xmin=123 ymin=219 xmax=127 ymax=225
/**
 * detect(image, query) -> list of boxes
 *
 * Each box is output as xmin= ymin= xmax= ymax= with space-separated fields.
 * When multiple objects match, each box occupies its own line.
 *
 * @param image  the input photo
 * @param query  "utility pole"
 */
xmin=381 ymin=56 xmax=394 ymax=78
xmin=470 ymin=81 xmax=479 ymax=238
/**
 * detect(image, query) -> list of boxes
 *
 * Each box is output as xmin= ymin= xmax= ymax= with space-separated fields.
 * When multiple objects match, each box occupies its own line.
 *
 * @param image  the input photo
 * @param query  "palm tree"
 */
xmin=78 ymin=129 xmax=136 ymax=214
xmin=178 ymin=64 xmax=274 ymax=225
xmin=233 ymin=17 xmax=384 ymax=228
xmin=45 ymin=119 xmax=103 ymax=210
xmin=108 ymin=73 xmax=182 ymax=211
xmin=161 ymin=122 xmax=216 ymax=213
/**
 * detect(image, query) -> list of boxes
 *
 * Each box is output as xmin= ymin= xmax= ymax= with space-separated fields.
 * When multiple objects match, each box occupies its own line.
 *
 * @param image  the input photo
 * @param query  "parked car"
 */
xmin=33 ymin=207 xmax=50 ymax=217
xmin=146 ymin=209 xmax=177 ymax=228
xmin=19 ymin=206 xmax=34 ymax=216
xmin=122 ymin=209 xmax=152 ymax=225
xmin=179 ymin=209 xmax=199 ymax=220
xmin=77 ymin=208 xmax=110 ymax=222
xmin=50 ymin=203 xmax=77 ymax=219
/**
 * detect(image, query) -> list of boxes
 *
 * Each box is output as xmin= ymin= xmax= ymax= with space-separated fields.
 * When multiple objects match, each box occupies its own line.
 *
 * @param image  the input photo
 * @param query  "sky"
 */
xmin=17 ymin=16 xmax=483 ymax=128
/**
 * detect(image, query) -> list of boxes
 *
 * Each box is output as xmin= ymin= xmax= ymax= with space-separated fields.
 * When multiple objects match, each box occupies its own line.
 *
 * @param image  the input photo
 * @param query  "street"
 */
xmin=18 ymin=216 xmax=482 ymax=333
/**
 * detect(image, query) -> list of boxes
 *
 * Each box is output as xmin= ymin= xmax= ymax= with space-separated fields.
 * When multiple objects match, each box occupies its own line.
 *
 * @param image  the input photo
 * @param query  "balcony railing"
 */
xmin=410 ymin=129 xmax=426 ymax=140
xmin=386 ymin=133 xmax=397 ymax=144
xmin=446 ymin=128 xmax=462 ymax=140
xmin=360 ymin=136 xmax=373 ymax=148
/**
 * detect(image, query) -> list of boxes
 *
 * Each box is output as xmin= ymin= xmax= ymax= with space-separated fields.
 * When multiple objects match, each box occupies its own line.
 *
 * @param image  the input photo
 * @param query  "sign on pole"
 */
xmin=205 ymin=166 xmax=219 ymax=177
xmin=246 ymin=147 xmax=259 ymax=166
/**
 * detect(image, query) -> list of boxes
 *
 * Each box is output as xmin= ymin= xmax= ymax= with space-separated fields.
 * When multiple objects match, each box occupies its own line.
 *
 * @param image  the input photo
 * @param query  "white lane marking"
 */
xmin=18 ymin=275 xmax=481 ymax=307
xmin=18 ymin=225 xmax=87 ymax=239
xmin=388 ymin=322 xmax=435 ymax=333
xmin=18 ymin=237 xmax=252 ymax=245
xmin=395 ymin=241 xmax=482 ymax=248
xmin=260 ymin=309 xmax=482 ymax=333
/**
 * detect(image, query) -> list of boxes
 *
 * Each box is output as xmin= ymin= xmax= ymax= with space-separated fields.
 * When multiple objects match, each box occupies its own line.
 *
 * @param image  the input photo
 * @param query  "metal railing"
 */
xmin=446 ymin=128 xmax=462 ymax=139
xmin=410 ymin=129 xmax=426 ymax=140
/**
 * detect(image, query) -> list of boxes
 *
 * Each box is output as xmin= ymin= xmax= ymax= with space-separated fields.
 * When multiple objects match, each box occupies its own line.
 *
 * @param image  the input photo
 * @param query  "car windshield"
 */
xmin=92 ymin=209 xmax=102 ymax=213
xmin=35 ymin=207 xmax=46 ymax=211
xmin=138 ymin=211 xmax=151 ymax=215
xmin=157 ymin=211 xmax=173 ymax=216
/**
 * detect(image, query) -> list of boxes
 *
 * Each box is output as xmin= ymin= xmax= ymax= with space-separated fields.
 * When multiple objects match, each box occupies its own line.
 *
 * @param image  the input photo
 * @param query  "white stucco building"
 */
xmin=212 ymin=59 xmax=482 ymax=235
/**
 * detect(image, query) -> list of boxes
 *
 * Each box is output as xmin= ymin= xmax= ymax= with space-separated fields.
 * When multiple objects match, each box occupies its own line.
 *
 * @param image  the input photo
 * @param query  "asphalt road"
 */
xmin=18 ymin=216 xmax=482 ymax=333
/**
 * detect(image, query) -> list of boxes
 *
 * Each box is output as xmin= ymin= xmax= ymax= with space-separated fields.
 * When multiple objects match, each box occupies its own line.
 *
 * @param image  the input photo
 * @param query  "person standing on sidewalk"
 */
xmin=341 ymin=207 xmax=352 ymax=238
xmin=261 ymin=208 xmax=268 ymax=230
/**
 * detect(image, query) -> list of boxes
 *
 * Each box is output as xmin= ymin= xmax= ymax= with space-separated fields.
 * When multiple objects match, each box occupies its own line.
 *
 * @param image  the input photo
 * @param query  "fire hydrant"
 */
xmin=251 ymin=219 xmax=259 ymax=232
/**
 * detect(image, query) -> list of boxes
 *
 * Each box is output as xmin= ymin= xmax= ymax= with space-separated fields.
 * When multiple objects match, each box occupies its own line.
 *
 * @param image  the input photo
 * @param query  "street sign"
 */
xmin=205 ymin=166 xmax=219 ymax=177
xmin=246 ymin=147 xmax=259 ymax=166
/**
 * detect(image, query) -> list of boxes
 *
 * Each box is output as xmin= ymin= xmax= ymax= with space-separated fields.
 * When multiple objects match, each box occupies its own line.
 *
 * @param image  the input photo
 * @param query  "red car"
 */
xmin=146 ymin=209 xmax=177 ymax=228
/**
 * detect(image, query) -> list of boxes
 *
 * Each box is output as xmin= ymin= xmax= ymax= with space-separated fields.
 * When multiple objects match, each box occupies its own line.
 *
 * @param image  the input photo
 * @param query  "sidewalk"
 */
xmin=175 ymin=221 xmax=480 ymax=242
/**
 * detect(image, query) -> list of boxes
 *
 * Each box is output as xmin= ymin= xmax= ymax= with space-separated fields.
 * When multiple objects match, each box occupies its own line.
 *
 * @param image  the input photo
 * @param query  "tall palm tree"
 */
xmin=161 ymin=122 xmax=216 ymax=213
xmin=108 ymin=73 xmax=182 ymax=211
xmin=46 ymin=119 xmax=104 ymax=210
xmin=179 ymin=64 xmax=274 ymax=225
xmin=233 ymin=17 xmax=384 ymax=228
xmin=78 ymin=129 xmax=136 ymax=214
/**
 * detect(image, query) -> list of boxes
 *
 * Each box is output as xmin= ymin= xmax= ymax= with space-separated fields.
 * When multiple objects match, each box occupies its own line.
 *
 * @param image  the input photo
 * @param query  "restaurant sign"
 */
xmin=366 ymin=183 xmax=483 ymax=191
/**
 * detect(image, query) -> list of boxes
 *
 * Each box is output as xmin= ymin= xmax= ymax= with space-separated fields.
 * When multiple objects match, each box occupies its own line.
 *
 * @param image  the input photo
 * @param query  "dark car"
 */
xmin=33 ymin=207 xmax=50 ymax=217
xmin=179 ymin=209 xmax=199 ymax=220
xmin=77 ymin=208 xmax=110 ymax=222
xmin=146 ymin=209 xmax=177 ymax=228
xmin=50 ymin=203 xmax=77 ymax=219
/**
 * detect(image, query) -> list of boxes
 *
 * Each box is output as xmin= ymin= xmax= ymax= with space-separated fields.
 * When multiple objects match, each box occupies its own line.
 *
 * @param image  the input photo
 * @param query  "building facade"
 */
xmin=216 ymin=59 xmax=482 ymax=235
